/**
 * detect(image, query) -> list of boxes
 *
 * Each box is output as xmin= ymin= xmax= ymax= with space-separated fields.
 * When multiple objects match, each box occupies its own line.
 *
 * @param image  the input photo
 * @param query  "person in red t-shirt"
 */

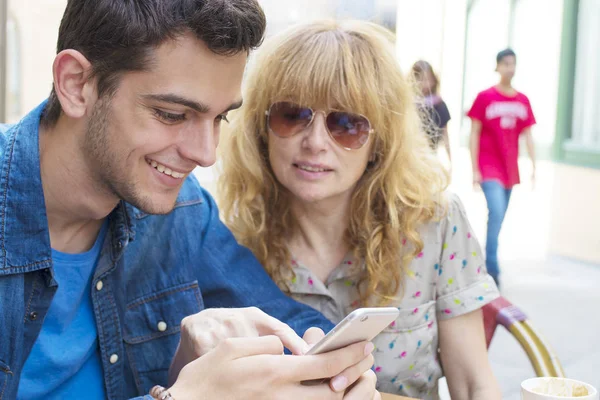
xmin=467 ymin=48 xmax=536 ymax=286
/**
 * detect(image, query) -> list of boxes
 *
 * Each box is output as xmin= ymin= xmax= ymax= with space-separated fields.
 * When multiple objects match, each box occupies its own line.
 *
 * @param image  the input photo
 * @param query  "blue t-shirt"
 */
xmin=17 ymin=222 xmax=108 ymax=399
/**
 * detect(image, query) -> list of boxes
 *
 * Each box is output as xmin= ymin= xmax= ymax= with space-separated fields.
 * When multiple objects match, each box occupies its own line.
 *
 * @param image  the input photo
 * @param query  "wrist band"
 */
xmin=150 ymin=385 xmax=175 ymax=400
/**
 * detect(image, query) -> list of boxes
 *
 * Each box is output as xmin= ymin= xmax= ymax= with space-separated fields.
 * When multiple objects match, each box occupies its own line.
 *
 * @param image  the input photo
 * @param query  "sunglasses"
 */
xmin=265 ymin=102 xmax=373 ymax=150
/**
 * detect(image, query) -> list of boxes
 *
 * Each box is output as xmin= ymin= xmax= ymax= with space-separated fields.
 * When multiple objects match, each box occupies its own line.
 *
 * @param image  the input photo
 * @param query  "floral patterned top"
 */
xmin=283 ymin=194 xmax=500 ymax=399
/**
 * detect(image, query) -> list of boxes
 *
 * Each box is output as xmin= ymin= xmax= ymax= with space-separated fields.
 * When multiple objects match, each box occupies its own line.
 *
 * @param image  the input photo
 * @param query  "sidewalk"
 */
xmin=438 ymin=255 xmax=600 ymax=399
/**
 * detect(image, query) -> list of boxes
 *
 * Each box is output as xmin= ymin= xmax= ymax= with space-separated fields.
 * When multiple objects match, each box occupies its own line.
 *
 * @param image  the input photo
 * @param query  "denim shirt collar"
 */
xmin=0 ymin=100 xmax=134 ymax=276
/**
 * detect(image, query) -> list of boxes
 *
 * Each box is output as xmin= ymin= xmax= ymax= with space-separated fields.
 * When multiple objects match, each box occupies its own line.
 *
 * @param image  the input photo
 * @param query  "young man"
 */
xmin=468 ymin=48 xmax=536 ymax=286
xmin=0 ymin=1 xmax=378 ymax=399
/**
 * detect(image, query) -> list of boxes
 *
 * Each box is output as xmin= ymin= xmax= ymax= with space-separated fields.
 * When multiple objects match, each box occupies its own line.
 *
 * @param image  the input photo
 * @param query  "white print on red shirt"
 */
xmin=485 ymin=101 xmax=529 ymax=129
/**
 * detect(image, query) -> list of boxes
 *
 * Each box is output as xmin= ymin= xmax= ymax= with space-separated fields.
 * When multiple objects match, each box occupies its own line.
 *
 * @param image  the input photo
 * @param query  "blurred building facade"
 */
xmin=395 ymin=0 xmax=600 ymax=264
xmin=1 ymin=0 xmax=598 ymax=262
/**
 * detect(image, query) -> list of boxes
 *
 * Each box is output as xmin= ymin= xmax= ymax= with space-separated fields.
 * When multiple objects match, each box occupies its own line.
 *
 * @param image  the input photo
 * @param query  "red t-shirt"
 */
xmin=467 ymin=86 xmax=535 ymax=188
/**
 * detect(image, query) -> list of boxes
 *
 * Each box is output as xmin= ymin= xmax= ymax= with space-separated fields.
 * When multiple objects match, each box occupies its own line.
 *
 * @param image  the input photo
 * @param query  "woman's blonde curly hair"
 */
xmin=217 ymin=20 xmax=449 ymax=306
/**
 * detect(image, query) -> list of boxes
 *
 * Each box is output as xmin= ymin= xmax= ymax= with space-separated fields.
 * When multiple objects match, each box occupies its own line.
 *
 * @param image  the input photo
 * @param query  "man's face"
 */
xmin=82 ymin=33 xmax=246 ymax=214
xmin=496 ymin=55 xmax=516 ymax=81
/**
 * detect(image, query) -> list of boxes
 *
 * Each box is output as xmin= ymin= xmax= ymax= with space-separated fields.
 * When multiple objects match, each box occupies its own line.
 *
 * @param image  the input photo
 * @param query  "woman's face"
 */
xmin=267 ymin=104 xmax=374 ymax=207
xmin=417 ymin=69 xmax=435 ymax=95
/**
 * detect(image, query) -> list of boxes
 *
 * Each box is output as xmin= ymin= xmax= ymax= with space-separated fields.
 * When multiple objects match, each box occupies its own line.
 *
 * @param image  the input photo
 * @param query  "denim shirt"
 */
xmin=0 ymin=101 xmax=334 ymax=400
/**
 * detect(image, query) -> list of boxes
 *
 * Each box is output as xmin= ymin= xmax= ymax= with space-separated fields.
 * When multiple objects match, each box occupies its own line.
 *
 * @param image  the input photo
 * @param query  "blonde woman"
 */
xmin=218 ymin=20 xmax=501 ymax=400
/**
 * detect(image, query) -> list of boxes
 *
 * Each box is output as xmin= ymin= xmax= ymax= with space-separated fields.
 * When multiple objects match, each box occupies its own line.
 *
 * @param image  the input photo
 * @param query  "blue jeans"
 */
xmin=481 ymin=180 xmax=512 ymax=284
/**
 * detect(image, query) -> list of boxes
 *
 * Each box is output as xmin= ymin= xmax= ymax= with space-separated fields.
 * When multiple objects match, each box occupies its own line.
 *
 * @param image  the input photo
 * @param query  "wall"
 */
xmin=7 ymin=0 xmax=66 ymax=121
xmin=549 ymin=164 xmax=600 ymax=264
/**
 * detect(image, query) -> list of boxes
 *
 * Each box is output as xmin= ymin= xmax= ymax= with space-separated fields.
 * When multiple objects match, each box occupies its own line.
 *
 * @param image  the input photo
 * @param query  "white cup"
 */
xmin=522 ymin=377 xmax=598 ymax=400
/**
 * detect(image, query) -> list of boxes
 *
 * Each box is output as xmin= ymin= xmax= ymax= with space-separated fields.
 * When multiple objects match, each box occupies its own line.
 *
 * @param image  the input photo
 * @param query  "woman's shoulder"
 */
xmin=434 ymin=98 xmax=449 ymax=112
xmin=428 ymin=191 xmax=463 ymax=219
xmin=417 ymin=192 xmax=468 ymax=238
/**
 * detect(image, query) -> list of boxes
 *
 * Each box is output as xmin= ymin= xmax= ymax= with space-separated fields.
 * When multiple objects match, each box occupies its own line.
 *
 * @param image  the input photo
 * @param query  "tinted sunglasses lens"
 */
xmin=268 ymin=102 xmax=313 ymax=137
xmin=326 ymin=112 xmax=371 ymax=149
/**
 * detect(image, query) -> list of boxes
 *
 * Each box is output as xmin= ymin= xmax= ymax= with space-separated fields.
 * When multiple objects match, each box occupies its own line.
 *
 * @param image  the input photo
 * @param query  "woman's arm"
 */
xmin=439 ymin=309 xmax=502 ymax=400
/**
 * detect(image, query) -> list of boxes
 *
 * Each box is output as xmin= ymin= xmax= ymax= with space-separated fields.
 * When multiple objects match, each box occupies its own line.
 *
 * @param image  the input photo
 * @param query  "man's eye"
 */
xmin=216 ymin=114 xmax=229 ymax=123
xmin=154 ymin=109 xmax=186 ymax=123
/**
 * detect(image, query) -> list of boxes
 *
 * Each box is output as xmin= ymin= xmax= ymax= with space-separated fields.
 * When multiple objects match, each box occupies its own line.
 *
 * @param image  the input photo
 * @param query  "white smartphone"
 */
xmin=305 ymin=307 xmax=399 ymax=355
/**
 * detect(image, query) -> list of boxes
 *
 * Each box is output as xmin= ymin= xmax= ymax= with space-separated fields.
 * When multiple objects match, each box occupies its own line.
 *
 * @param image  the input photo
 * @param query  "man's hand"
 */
xmin=169 ymin=307 xmax=309 ymax=384
xmin=302 ymin=328 xmax=377 ymax=394
xmin=344 ymin=370 xmax=380 ymax=400
xmin=168 ymin=336 xmax=376 ymax=400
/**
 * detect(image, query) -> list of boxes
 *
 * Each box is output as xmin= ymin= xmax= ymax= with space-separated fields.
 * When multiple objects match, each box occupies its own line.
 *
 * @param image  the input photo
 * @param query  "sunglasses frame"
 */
xmin=265 ymin=102 xmax=374 ymax=151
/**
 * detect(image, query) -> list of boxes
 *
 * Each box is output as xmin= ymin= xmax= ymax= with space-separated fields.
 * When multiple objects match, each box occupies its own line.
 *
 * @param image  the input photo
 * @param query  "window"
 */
xmin=570 ymin=0 xmax=600 ymax=150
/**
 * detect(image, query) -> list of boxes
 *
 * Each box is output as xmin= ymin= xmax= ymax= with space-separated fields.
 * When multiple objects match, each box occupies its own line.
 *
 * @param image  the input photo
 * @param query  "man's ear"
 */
xmin=52 ymin=49 xmax=95 ymax=119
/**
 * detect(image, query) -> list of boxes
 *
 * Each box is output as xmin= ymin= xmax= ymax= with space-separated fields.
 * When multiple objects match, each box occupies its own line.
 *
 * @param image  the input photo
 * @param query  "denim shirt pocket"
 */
xmin=123 ymin=281 xmax=204 ymax=394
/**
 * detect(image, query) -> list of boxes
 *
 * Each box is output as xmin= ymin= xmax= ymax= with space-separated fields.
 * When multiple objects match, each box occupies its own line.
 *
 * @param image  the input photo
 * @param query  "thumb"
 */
xmin=303 ymin=327 xmax=326 ymax=346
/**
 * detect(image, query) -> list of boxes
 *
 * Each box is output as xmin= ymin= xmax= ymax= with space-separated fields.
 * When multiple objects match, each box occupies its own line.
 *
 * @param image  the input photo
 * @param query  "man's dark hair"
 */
xmin=496 ymin=48 xmax=516 ymax=64
xmin=42 ymin=0 xmax=266 ymax=127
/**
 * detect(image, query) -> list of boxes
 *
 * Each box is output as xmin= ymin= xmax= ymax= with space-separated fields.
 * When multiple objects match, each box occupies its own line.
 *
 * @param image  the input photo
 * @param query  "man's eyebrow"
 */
xmin=141 ymin=93 xmax=210 ymax=113
xmin=142 ymin=94 xmax=243 ymax=115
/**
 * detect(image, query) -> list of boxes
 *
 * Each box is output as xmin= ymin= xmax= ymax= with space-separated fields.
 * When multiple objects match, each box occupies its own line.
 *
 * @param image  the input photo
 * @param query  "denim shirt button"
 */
xmin=96 ymin=280 xmax=104 ymax=291
xmin=29 ymin=311 xmax=38 ymax=321
xmin=109 ymin=354 xmax=119 ymax=364
xmin=157 ymin=321 xmax=167 ymax=332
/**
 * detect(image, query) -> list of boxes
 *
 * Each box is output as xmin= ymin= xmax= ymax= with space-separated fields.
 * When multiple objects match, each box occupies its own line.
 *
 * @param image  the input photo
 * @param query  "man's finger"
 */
xmin=329 ymin=353 xmax=374 ymax=392
xmin=287 ymin=382 xmax=342 ymax=400
xmin=285 ymin=341 xmax=374 ymax=381
xmin=247 ymin=307 xmax=309 ymax=355
xmin=303 ymin=327 xmax=325 ymax=346
xmin=341 ymin=370 xmax=378 ymax=400
xmin=214 ymin=335 xmax=284 ymax=360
